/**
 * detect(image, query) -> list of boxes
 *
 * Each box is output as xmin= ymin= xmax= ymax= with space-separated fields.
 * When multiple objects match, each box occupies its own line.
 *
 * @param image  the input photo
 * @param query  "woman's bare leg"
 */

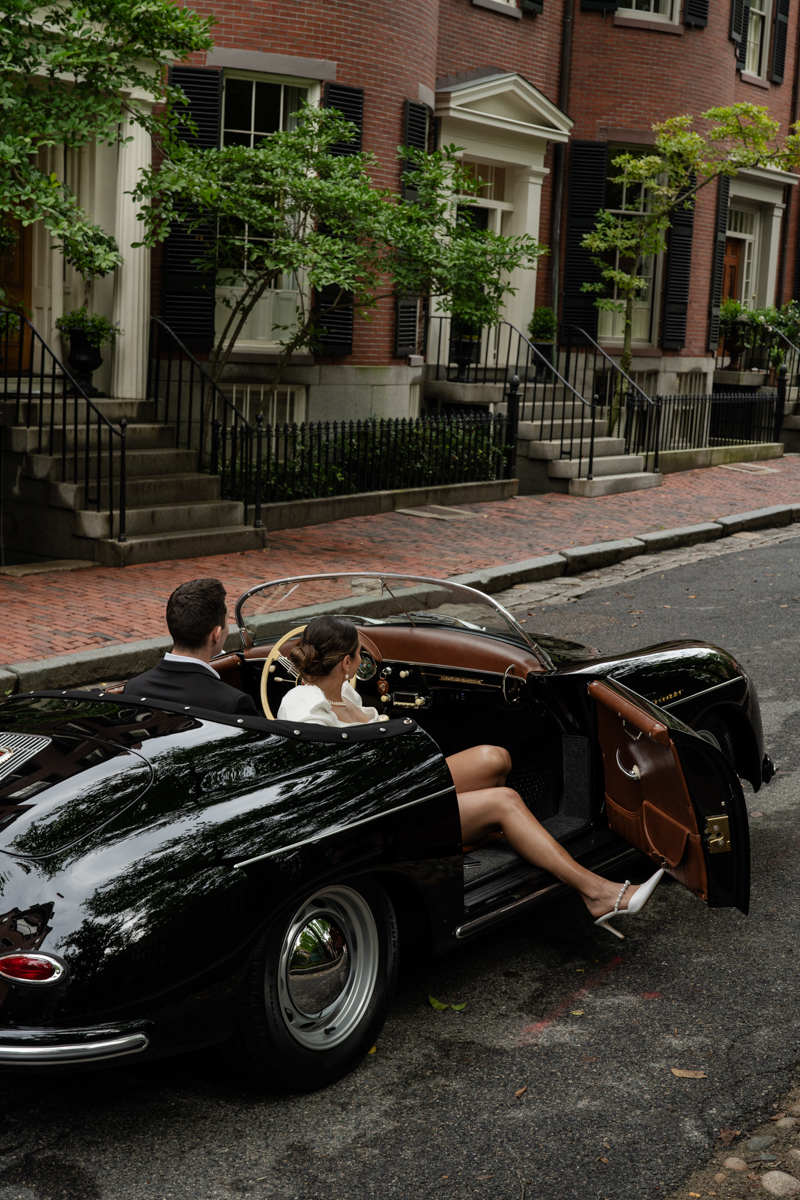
xmin=447 ymin=745 xmax=511 ymax=794
xmin=458 ymin=786 xmax=644 ymax=919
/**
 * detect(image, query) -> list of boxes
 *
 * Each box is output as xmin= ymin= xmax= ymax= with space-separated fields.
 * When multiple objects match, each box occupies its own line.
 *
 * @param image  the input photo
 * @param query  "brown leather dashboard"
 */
xmin=239 ymin=625 xmax=542 ymax=680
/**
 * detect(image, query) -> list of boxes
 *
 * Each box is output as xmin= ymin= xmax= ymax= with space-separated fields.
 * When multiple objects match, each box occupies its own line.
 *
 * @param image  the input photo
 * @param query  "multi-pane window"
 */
xmin=220 ymin=384 xmax=307 ymax=427
xmin=745 ymin=0 xmax=770 ymax=74
xmin=597 ymin=156 xmax=658 ymax=344
xmin=222 ymin=75 xmax=308 ymax=145
xmin=617 ymin=0 xmax=675 ymax=18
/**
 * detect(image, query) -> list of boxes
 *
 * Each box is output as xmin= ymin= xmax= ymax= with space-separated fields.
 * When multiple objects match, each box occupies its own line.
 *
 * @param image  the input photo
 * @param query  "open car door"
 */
xmin=589 ymin=678 xmax=750 ymax=915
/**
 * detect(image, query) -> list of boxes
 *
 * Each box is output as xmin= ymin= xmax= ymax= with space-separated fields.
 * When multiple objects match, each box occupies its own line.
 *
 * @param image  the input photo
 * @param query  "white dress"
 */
xmin=277 ymin=680 xmax=389 ymax=727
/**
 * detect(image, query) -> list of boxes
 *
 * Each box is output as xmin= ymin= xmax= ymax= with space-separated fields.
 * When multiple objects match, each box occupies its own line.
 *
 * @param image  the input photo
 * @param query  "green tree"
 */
xmin=581 ymin=104 xmax=800 ymax=421
xmin=0 ymin=0 xmax=213 ymax=306
xmin=133 ymin=104 xmax=545 ymax=401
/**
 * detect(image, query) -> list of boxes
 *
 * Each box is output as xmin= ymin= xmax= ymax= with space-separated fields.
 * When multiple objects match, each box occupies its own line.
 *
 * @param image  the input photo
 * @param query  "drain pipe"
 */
xmin=550 ymin=0 xmax=575 ymax=315
xmin=776 ymin=25 xmax=800 ymax=305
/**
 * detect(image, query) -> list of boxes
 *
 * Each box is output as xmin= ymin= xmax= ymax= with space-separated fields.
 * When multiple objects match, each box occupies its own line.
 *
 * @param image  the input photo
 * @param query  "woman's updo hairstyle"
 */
xmin=288 ymin=615 xmax=360 ymax=681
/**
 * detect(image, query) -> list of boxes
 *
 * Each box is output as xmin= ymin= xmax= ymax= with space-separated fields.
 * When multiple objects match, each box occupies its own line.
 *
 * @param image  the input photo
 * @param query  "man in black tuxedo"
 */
xmin=124 ymin=577 xmax=258 ymax=716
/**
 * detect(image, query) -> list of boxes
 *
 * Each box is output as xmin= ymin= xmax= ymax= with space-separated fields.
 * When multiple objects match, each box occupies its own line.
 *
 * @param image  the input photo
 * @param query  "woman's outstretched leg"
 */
xmin=457 ymin=785 xmax=646 ymax=919
xmin=447 ymin=745 xmax=511 ymax=794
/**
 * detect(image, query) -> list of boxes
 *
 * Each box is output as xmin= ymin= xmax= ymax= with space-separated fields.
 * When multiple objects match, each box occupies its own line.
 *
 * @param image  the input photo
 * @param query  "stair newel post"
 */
xmin=776 ymin=363 xmax=787 ymax=443
xmin=229 ymin=422 xmax=238 ymax=502
xmin=505 ymin=374 xmax=520 ymax=481
xmin=254 ymin=413 xmax=264 ymax=528
xmin=211 ymin=418 xmax=221 ymax=480
xmin=587 ymin=394 xmax=599 ymax=482
xmin=118 ymin=418 xmax=127 ymax=543
xmin=654 ymin=397 xmax=662 ymax=474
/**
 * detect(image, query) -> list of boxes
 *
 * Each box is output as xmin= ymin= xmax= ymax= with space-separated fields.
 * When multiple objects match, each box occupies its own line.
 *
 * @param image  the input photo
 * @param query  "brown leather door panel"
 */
xmin=590 ymin=680 xmax=710 ymax=902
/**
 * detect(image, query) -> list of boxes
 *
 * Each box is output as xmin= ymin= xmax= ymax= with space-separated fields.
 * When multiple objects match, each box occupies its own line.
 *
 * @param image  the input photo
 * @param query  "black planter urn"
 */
xmin=66 ymin=330 xmax=103 ymax=397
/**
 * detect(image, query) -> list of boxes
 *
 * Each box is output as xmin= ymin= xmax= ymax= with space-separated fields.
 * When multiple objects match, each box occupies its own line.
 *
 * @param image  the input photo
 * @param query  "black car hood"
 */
xmin=531 ymin=633 xmax=600 ymax=664
xmin=0 ymin=696 xmax=196 ymax=859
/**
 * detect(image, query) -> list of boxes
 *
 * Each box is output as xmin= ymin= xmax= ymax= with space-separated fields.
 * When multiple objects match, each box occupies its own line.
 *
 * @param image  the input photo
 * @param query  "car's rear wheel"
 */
xmin=695 ymin=713 xmax=736 ymax=766
xmin=227 ymin=881 xmax=398 ymax=1092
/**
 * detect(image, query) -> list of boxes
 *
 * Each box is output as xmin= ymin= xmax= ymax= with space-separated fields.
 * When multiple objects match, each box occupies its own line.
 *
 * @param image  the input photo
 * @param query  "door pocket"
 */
xmin=605 ymin=794 xmax=644 ymax=850
xmin=642 ymin=801 xmax=688 ymax=867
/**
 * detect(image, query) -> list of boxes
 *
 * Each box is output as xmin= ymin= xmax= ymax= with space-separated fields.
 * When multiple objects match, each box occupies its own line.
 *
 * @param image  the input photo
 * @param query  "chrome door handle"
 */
xmin=616 ymin=749 xmax=641 ymax=780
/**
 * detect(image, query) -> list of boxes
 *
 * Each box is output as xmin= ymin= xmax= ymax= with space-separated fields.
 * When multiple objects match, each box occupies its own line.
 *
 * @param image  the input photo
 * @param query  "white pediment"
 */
xmin=435 ymin=73 xmax=572 ymax=145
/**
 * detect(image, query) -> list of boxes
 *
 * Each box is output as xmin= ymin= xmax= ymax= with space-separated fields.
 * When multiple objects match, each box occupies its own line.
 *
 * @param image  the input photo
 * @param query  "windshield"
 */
xmin=234 ymin=573 xmax=551 ymax=667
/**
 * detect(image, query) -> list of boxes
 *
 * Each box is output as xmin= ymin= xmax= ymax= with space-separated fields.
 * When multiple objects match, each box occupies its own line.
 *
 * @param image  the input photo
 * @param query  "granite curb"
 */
xmin=2 ymin=502 xmax=799 ymax=695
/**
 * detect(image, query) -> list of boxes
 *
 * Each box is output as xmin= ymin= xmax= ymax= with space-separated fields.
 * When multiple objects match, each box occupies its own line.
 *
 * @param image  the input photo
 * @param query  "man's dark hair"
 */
xmin=166 ymin=578 xmax=227 ymax=650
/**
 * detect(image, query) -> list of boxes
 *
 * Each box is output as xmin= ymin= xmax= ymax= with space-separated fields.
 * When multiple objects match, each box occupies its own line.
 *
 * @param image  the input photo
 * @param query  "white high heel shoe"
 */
xmin=593 ymin=869 xmax=665 ymax=939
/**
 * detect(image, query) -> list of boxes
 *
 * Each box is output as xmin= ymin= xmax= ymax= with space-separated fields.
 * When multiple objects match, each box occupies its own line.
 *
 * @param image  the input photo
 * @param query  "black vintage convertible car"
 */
xmin=0 ymin=573 xmax=773 ymax=1091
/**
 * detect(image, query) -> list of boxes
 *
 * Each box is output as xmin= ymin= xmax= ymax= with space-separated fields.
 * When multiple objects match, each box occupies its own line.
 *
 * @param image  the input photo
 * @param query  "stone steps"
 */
xmin=26 ymin=445 xmax=199 ymax=482
xmin=517 ymin=436 xmax=625 ymax=462
xmin=8 ymin=422 xmax=175 ymax=454
xmin=0 ymin=398 xmax=154 ymax=425
xmin=568 ymin=472 xmax=662 ymax=497
xmin=50 ymin=472 xmax=221 ymax=510
xmin=76 ymin=499 xmax=246 ymax=540
xmin=549 ymin=453 xmax=646 ymax=480
xmin=96 ymin=524 xmax=267 ymax=568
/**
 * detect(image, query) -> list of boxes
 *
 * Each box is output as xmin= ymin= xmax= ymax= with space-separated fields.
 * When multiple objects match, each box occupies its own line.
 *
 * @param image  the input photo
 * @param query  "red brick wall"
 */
xmin=168 ymin=0 xmax=800 ymax=366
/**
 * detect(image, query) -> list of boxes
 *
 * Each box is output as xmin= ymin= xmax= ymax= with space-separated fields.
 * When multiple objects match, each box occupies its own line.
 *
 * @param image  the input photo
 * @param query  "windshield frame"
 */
xmin=234 ymin=572 xmax=554 ymax=671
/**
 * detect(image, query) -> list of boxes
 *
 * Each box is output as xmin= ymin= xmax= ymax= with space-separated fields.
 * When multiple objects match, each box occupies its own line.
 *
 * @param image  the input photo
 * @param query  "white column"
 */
xmin=111 ymin=106 xmax=153 ymax=399
xmin=503 ymin=160 xmax=548 ymax=334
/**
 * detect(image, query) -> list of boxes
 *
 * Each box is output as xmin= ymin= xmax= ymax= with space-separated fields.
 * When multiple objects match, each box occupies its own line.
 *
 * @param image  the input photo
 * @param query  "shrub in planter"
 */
xmin=55 ymin=307 xmax=121 ymax=397
xmin=527 ymin=305 xmax=558 ymax=381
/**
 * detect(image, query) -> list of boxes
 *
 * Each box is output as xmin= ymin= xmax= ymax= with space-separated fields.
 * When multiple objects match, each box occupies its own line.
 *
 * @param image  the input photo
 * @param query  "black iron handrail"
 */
xmin=426 ymin=315 xmax=603 ymax=480
xmin=566 ymin=325 xmax=654 ymax=406
xmin=1 ymin=310 xmax=127 ymax=541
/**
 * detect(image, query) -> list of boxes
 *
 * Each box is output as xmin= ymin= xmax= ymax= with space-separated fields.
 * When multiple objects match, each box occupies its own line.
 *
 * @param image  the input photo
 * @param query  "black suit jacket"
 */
xmin=124 ymin=658 xmax=259 ymax=716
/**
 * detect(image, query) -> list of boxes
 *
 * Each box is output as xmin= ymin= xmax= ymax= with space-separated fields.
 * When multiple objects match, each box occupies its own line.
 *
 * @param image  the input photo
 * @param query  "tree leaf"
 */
xmin=451 ymin=1002 xmax=466 ymax=1011
xmin=428 ymin=995 xmax=450 ymax=1011
xmin=671 ymin=1068 xmax=707 ymax=1078
xmin=515 ymin=1086 xmax=527 ymax=1098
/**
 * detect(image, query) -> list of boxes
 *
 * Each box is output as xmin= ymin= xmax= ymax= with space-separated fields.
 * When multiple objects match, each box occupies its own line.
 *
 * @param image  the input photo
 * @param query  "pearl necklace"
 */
xmin=330 ymin=700 xmax=347 ymax=707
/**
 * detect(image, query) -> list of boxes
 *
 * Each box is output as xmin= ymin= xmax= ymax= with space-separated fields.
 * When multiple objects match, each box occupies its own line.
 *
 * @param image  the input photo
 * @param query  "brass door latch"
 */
xmin=705 ymin=814 xmax=731 ymax=854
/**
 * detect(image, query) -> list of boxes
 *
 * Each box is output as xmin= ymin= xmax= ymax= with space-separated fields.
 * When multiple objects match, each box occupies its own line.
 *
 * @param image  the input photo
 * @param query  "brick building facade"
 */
xmin=13 ymin=0 xmax=800 ymax=417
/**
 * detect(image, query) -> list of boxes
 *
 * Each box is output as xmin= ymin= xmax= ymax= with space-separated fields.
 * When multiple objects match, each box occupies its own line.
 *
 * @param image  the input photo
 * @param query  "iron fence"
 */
xmin=622 ymin=391 xmax=782 ymax=461
xmin=214 ymin=413 xmax=513 ymax=519
xmin=0 ymin=310 xmax=127 ymax=540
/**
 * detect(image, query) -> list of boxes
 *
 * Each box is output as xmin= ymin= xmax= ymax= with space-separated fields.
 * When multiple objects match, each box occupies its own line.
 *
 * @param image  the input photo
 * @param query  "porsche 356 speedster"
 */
xmin=0 ymin=573 xmax=773 ymax=1091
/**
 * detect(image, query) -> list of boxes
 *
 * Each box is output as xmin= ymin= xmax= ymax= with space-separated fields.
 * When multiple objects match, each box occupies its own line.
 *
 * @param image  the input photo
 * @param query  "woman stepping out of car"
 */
xmin=277 ymin=615 xmax=663 ymax=938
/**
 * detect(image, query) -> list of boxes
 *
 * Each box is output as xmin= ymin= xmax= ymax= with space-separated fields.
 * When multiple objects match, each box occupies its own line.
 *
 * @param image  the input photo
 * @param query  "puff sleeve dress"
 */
xmin=276 ymin=680 xmax=388 ymax=727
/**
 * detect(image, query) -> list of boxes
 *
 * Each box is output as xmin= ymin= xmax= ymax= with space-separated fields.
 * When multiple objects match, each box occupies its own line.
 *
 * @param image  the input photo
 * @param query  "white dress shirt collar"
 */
xmin=164 ymin=652 xmax=220 ymax=680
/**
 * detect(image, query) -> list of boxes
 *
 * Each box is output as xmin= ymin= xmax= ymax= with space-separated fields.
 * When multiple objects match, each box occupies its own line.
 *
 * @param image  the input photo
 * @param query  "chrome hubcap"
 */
xmin=276 ymin=886 xmax=378 ymax=1050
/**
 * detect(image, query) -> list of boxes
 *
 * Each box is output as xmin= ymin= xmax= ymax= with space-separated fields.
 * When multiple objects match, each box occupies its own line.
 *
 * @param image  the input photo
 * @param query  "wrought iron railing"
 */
xmin=622 ymin=391 xmax=782 ymax=457
xmin=220 ymin=413 xmax=512 ymax=516
xmin=0 ymin=311 xmax=127 ymax=540
xmin=426 ymin=316 xmax=607 ymax=479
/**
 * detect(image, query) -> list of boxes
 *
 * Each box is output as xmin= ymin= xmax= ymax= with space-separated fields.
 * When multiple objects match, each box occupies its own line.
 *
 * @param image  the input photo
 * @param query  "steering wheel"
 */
xmin=259 ymin=626 xmax=383 ymax=719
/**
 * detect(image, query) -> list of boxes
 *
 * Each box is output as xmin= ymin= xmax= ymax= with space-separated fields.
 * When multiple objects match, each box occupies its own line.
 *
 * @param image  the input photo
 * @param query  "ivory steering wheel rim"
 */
xmin=260 ymin=625 xmax=359 ymax=720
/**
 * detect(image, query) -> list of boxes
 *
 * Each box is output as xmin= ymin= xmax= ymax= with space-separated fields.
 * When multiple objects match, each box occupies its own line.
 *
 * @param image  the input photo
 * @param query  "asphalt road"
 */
xmin=2 ymin=535 xmax=800 ymax=1200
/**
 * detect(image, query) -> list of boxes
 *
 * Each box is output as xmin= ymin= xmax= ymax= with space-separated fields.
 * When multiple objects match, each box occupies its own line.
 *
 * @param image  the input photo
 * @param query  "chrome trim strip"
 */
xmin=661 ymin=676 xmax=742 ymax=710
xmin=456 ymin=883 xmax=562 ymax=938
xmin=233 ymin=784 xmax=455 ymax=870
xmin=0 ymin=1033 xmax=149 ymax=1063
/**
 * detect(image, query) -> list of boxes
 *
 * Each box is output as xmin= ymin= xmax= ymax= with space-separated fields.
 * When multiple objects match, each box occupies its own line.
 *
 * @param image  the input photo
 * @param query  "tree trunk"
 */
xmin=609 ymin=292 xmax=634 ymax=434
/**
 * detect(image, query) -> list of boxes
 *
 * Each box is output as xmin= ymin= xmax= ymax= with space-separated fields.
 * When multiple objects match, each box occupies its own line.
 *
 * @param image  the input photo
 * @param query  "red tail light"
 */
xmin=0 ymin=954 xmax=65 ymax=984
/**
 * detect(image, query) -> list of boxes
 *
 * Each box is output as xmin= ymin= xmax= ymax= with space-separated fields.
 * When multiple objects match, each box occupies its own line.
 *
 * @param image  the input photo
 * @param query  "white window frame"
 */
xmin=220 ymin=383 xmax=307 ymax=428
xmin=216 ymin=71 xmax=320 ymax=352
xmin=615 ymin=0 xmax=680 ymax=24
xmin=744 ymin=0 xmax=773 ymax=77
xmin=597 ymin=150 xmax=664 ymax=348
xmin=726 ymin=205 xmax=760 ymax=309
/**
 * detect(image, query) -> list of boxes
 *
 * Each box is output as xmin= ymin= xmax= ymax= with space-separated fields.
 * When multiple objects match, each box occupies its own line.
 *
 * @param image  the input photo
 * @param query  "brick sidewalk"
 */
xmin=2 ymin=461 xmax=798 ymax=664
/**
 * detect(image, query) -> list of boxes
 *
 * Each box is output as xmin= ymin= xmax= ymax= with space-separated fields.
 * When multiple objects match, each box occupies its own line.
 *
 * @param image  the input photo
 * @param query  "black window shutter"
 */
xmin=662 ymin=187 xmax=695 ymax=350
xmin=401 ymin=100 xmax=430 ymax=201
xmin=162 ymin=67 xmax=221 ymax=348
xmin=684 ymin=0 xmax=709 ymax=27
xmin=323 ymin=83 xmax=365 ymax=156
xmin=314 ymin=284 xmax=354 ymax=355
xmin=772 ymin=0 xmax=790 ymax=80
xmin=730 ymin=0 xmax=745 ymax=39
xmin=521 ymin=0 xmax=544 ymax=14
xmin=736 ymin=0 xmax=751 ymax=62
xmin=580 ymin=0 xmax=618 ymax=13
xmin=708 ymin=174 xmax=730 ymax=351
xmin=561 ymin=141 xmax=608 ymax=342
xmin=395 ymin=297 xmax=420 ymax=357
